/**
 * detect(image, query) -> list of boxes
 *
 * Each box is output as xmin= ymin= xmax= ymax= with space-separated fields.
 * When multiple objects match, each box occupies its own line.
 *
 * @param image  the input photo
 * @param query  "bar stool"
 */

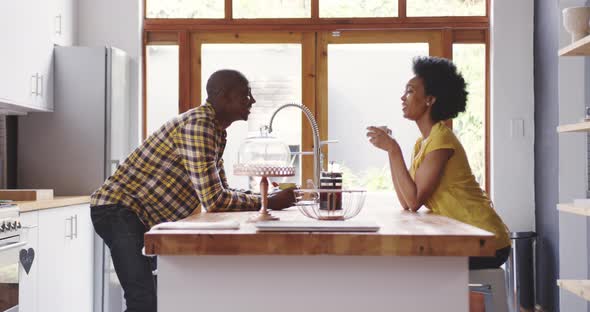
xmin=469 ymin=268 xmax=509 ymax=312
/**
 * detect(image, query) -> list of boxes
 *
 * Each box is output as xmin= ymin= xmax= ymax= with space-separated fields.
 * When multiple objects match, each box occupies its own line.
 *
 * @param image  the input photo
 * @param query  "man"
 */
xmin=90 ymin=69 xmax=295 ymax=312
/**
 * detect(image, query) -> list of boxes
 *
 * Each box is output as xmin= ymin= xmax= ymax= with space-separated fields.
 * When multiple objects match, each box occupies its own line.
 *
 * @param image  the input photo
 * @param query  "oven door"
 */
xmin=0 ymin=236 xmax=26 ymax=312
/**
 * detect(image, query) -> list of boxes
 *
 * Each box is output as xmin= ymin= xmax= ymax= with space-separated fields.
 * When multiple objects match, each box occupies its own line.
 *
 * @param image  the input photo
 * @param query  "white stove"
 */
xmin=0 ymin=205 xmax=25 ymax=312
xmin=0 ymin=206 xmax=21 ymax=243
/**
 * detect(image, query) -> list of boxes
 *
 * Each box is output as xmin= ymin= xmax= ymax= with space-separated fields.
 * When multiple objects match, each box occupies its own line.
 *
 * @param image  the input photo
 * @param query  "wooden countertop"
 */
xmin=144 ymin=200 xmax=496 ymax=257
xmin=16 ymin=196 xmax=90 ymax=212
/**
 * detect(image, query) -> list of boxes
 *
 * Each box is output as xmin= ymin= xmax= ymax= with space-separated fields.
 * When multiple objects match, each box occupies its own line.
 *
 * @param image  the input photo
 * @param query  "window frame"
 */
xmin=142 ymin=0 xmax=491 ymax=192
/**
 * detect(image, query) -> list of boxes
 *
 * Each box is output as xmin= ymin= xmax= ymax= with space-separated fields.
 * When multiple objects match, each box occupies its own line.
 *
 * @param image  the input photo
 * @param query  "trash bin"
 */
xmin=505 ymin=231 xmax=536 ymax=312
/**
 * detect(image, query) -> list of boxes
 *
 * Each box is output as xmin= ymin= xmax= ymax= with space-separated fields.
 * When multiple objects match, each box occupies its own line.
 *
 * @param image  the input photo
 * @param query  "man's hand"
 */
xmin=267 ymin=187 xmax=296 ymax=210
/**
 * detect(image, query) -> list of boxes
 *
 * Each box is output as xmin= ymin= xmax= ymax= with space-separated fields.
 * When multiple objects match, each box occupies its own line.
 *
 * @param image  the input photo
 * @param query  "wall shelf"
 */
xmin=559 ymin=35 xmax=590 ymax=56
xmin=558 ymin=280 xmax=590 ymax=302
xmin=557 ymin=121 xmax=590 ymax=133
xmin=557 ymin=203 xmax=590 ymax=217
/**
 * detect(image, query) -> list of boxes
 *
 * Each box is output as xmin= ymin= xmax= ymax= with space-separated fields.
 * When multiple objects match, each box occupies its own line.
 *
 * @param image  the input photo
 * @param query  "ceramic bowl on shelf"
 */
xmin=563 ymin=6 xmax=590 ymax=43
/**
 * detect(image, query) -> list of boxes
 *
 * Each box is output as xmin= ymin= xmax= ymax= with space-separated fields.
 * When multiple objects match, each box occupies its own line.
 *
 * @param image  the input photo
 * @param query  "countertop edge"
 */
xmin=144 ymin=231 xmax=496 ymax=257
xmin=17 ymin=196 xmax=91 ymax=212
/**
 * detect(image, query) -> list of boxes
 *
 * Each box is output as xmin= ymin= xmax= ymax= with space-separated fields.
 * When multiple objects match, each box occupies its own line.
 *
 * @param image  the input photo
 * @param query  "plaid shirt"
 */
xmin=90 ymin=103 xmax=261 ymax=228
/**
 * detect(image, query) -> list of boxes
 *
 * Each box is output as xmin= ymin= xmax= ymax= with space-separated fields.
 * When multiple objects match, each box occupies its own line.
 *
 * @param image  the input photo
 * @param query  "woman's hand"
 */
xmin=366 ymin=126 xmax=400 ymax=154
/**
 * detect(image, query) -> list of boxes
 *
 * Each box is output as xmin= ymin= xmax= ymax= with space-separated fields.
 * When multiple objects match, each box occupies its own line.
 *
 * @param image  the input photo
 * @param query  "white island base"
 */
xmin=157 ymin=255 xmax=468 ymax=312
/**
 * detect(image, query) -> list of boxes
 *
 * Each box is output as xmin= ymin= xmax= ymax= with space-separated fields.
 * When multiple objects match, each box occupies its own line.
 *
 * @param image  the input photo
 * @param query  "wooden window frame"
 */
xmin=142 ymin=0 xmax=491 ymax=192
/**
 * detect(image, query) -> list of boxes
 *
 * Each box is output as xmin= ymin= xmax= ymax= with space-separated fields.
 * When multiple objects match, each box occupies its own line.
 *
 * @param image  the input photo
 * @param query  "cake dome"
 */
xmin=234 ymin=126 xmax=295 ymax=177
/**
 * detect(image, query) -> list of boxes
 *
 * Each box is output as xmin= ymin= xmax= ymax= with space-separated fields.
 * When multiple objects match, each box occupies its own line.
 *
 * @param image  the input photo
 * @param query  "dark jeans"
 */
xmin=469 ymin=246 xmax=511 ymax=270
xmin=91 ymin=204 xmax=157 ymax=312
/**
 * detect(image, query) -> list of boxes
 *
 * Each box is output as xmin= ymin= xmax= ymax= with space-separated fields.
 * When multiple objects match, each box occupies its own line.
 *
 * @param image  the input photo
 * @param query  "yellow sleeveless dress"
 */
xmin=409 ymin=122 xmax=510 ymax=249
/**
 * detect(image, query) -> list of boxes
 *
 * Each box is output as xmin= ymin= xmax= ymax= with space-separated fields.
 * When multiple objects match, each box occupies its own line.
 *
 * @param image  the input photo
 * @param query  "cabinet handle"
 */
xmin=73 ymin=214 xmax=78 ymax=239
xmin=37 ymin=75 xmax=43 ymax=96
xmin=65 ymin=216 xmax=73 ymax=239
xmin=30 ymin=74 xmax=38 ymax=95
xmin=55 ymin=15 xmax=62 ymax=35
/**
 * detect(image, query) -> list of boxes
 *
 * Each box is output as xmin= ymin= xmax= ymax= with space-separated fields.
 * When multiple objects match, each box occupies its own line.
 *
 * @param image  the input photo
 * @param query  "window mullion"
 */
xmin=399 ymin=0 xmax=407 ymax=18
xmin=225 ymin=0 xmax=232 ymax=20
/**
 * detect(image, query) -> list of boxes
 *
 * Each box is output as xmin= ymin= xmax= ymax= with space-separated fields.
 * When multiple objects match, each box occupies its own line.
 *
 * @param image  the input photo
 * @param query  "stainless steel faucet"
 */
xmin=268 ymin=103 xmax=322 ymax=187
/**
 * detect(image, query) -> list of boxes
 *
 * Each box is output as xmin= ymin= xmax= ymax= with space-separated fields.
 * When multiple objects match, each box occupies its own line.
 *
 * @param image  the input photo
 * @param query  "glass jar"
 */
xmin=319 ymin=171 xmax=343 ymax=210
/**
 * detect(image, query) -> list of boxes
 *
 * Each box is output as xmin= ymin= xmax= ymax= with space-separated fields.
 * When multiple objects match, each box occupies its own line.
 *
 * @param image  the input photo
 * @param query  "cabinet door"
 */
xmin=0 ymin=0 xmax=37 ymax=109
xmin=19 ymin=211 xmax=39 ymax=312
xmin=53 ymin=0 xmax=75 ymax=46
xmin=31 ymin=0 xmax=55 ymax=111
xmin=37 ymin=206 xmax=74 ymax=312
xmin=64 ymin=204 xmax=93 ymax=312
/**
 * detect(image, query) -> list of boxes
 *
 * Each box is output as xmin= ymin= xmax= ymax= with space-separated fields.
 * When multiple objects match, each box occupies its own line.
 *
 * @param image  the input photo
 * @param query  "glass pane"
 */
xmin=320 ymin=0 xmax=398 ymax=17
xmin=146 ymin=0 xmax=224 ymax=18
xmin=407 ymin=0 xmax=485 ymax=17
xmin=234 ymin=0 xmax=311 ymax=18
xmin=146 ymin=45 xmax=179 ymax=136
xmin=327 ymin=43 xmax=428 ymax=202
xmin=452 ymin=44 xmax=486 ymax=188
xmin=201 ymin=44 xmax=302 ymax=190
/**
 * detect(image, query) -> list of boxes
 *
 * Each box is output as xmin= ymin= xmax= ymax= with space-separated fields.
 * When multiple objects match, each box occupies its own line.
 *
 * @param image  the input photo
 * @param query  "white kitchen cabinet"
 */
xmin=30 ymin=0 xmax=55 ymax=112
xmin=19 ymin=211 xmax=39 ymax=312
xmin=21 ymin=204 xmax=93 ymax=312
xmin=53 ymin=0 xmax=75 ymax=46
xmin=0 ymin=0 xmax=76 ymax=114
xmin=0 ymin=0 xmax=37 ymax=113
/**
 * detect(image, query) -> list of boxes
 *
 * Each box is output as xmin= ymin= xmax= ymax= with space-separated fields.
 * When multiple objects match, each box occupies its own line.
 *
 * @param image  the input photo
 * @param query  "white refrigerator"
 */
xmin=17 ymin=46 xmax=134 ymax=312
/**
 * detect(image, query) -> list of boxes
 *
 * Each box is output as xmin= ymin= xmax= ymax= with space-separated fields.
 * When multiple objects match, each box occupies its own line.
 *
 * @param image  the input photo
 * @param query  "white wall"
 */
xmin=558 ymin=0 xmax=589 ymax=310
xmin=491 ymin=0 xmax=536 ymax=232
xmin=77 ymin=0 xmax=142 ymax=147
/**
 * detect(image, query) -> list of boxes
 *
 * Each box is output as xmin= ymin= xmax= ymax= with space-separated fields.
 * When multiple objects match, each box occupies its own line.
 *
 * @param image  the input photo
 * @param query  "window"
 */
xmin=143 ymin=0 xmax=491 ymax=193
xmin=145 ymin=45 xmax=179 ymax=135
xmin=452 ymin=43 xmax=487 ymax=188
xmin=146 ymin=0 xmax=224 ymax=18
xmin=320 ymin=0 xmax=398 ymax=18
xmin=234 ymin=0 xmax=311 ymax=18
xmin=407 ymin=0 xmax=486 ymax=17
xmin=328 ymin=43 xmax=426 ymax=192
xmin=200 ymin=43 xmax=303 ymax=189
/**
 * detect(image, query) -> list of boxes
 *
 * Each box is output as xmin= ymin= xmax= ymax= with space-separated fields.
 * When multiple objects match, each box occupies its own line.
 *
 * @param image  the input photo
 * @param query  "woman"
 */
xmin=366 ymin=56 xmax=510 ymax=269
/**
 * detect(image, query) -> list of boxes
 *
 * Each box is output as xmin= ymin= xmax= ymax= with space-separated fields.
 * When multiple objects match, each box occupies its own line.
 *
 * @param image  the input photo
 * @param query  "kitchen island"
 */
xmin=144 ymin=197 xmax=495 ymax=312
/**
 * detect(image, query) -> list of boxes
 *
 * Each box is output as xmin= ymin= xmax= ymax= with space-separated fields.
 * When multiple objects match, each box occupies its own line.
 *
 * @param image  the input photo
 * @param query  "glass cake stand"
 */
xmin=234 ymin=165 xmax=295 ymax=222
xmin=234 ymin=126 xmax=295 ymax=222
